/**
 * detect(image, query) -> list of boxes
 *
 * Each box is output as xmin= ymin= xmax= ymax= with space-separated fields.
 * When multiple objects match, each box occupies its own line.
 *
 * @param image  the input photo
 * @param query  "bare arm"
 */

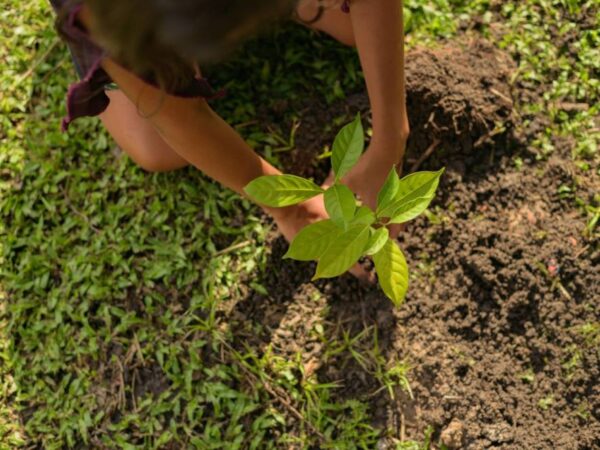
xmin=78 ymin=5 xmax=279 ymax=195
xmin=326 ymin=0 xmax=408 ymax=220
xmin=102 ymin=60 xmax=334 ymax=241
xmin=101 ymin=59 xmax=280 ymax=195
xmin=76 ymin=5 xmax=377 ymax=280
xmin=351 ymin=0 xmax=409 ymax=163
xmin=78 ymin=6 xmax=329 ymax=243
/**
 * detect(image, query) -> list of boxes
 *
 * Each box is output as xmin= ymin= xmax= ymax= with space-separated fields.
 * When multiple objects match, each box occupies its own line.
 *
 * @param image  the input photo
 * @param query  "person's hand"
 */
xmin=322 ymin=137 xmax=407 ymax=238
xmin=266 ymin=195 xmax=327 ymax=244
xmin=266 ymin=195 xmax=375 ymax=283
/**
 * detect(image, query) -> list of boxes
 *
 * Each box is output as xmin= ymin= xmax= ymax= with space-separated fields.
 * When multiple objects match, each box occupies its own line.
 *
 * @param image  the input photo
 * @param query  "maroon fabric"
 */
xmin=50 ymin=0 xmax=221 ymax=131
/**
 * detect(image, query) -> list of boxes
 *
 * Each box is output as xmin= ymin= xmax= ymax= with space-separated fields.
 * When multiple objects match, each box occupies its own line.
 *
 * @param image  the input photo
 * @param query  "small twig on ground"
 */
xmin=425 ymin=111 xmax=438 ymax=132
xmin=473 ymin=124 xmax=506 ymax=148
xmin=400 ymin=411 xmax=406 ymax=442
xmin=555 ymin=281 xmax=572 ymax=301
xmin=133 ymin=333 xmax=145 ymax=365
xmin=536 ymin=260 xmax=573 ymax=301
xmin=213 ymin=240 xmax=253 ymax=257
xmin=218 ymin=339 xmax=326 ymax=442
xmin=490 ymin=88 xmax=513 ymax=106
xmin=554 ymin=102 xmax=589 ymax=113
xmin=574 ymin=245 xmax=589 ymax=259
xmin=410 ymin=139 xmax=441 ymax=172
xmin=12 ymin=38 xmax=60 ymax=88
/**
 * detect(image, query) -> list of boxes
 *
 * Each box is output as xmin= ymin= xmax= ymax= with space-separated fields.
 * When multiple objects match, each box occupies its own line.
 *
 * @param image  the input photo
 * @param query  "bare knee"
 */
xmin=100 ymin=90 xmax=189 ymax=172
xmin=118 ymin=141 xmax=188 ymax=172
xmin=127 ymin=149 xmax=178 ymax=173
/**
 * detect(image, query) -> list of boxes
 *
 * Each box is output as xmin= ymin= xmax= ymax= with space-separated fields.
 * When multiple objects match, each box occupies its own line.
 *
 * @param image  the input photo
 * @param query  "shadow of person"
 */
xmin=227 ymin=232 xmax=412 ymax=435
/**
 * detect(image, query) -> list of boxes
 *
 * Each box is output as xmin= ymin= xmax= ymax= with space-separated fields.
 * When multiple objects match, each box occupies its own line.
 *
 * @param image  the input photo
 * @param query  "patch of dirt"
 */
xmin=404 ymin=39 xmax=516 ymax=166
xmin=234 ymin=39 xmax=600 ymax=448
xmin=395 ymin=154 xmax=599 ymax=449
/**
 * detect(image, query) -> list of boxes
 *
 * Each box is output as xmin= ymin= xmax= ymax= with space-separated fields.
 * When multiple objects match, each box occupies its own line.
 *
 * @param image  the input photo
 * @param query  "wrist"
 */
xmin=263 ymin=198 xmax=323 ymax=227
xmin=372 ymin=118 xmax=409 ymax=142
xmin=371 ymin=107 xmax=410 ymax=141
xmin=371 ymin=120 xmax=409 ymax=157
xmin=366 ymin=135 xmax=407 ymax=167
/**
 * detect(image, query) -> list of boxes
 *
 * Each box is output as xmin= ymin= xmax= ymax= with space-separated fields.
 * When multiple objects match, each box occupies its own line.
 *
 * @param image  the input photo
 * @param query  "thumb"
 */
xmin=387 ymin=223 xmax=405 ymax=239
xmin=322 ymin=170 xmax=335 ymax=189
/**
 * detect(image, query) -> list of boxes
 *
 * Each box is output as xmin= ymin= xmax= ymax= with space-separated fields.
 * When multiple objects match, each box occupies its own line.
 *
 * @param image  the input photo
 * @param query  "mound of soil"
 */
xmin=233 ymin=40 xmax=599 ymax=448
xmin=404 ymin=39 xmax=516 ymax=167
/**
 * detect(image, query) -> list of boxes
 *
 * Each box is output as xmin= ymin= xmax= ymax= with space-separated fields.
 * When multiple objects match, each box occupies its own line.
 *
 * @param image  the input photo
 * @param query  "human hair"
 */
xmin=73 ymin=0 xmax=299 ymax=92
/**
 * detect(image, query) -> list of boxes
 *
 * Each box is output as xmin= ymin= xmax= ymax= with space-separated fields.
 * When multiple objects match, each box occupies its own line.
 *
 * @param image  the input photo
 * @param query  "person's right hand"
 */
xmin=267 ymin=195 xmax=375 ymax=284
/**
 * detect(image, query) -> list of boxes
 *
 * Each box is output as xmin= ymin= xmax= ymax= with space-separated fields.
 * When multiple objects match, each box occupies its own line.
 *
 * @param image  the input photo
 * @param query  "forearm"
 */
xmin=350 ymin=0 xmax=408 ymax=160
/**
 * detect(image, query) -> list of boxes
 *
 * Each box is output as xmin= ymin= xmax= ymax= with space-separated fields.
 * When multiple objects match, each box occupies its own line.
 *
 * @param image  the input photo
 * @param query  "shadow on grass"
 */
xmin=5 ymin=18 xmax=390 ymax=447
xmin=227 ymin=233 xmax=407 ymax=434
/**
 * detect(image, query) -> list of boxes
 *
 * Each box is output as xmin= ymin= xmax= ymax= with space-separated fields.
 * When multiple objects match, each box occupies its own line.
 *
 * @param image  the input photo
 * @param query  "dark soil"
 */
xmin=231 ymin=40 xmax=600 ymax=449
xmin=404 ymin=39 xmax=516 ymax=166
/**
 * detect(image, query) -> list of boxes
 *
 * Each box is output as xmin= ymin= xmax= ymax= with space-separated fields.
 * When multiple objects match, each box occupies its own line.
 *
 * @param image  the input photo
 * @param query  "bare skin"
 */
xmin=100 ymin=90 xmax=189 ymax=172
xmin=84 ymin=0 xmax=408 ymax=278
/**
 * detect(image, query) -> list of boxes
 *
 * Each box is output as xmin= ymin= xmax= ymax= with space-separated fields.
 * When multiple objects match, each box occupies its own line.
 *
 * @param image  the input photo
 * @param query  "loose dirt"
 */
xmin=232 ymin=39 xmax=599 ymax=448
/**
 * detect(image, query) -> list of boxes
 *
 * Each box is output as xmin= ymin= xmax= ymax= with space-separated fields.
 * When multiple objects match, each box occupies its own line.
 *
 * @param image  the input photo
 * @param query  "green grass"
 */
xmin=1 ymin=0 xmax=598 ymax=448
xmin=499 ymin=0 xmax=600 ymax=162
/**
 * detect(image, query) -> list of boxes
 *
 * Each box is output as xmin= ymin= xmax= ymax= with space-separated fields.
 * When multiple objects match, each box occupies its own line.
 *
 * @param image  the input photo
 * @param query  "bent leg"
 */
xmin=296 ymin=0 xmax=355 ymax=46
xmin=100 ymin=90 xmax=190 ymax=172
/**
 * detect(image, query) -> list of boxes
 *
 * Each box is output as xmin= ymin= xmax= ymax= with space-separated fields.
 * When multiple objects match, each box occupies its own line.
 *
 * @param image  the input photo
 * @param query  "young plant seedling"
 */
xmin=244 ymin=114 xmax=444 ymax=306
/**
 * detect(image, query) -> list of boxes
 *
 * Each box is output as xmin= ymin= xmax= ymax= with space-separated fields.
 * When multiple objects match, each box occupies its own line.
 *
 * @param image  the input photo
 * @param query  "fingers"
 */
xmin=387 ymin=223 xmax=405 ymax=239
xmin=349 ymin=261 xmax=377 ymax=285
xmin=321 ymin=170 xmax=335 ymax=190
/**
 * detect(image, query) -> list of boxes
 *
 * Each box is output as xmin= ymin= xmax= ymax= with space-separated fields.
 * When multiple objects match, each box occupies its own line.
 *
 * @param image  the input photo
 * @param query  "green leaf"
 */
xmin=373 ymin=238 xmax=409 ymax=306
xmin=378 ymin=168 xmax=444 ymax=222
xmin=331 ymin=114 xmax=364 ymax=181
xmin=364 ymin=227 xmax=389 ymax=256
xmin=244 ymin=175 xmax=324 ymax=207
xmin=376 ymin=166 xmax=400 ymax=213
xmin=284 ymin=219 xmax=342 ymax=261
xmin=389 ymin=197 xmax=434 ymax=224
xmin=350 ymin=206 xmax=376 ymax=226
xmin=313 ymin=224 xmax=370 ymax=279
xmin=324 ymin=184 xmax=356 ymax=227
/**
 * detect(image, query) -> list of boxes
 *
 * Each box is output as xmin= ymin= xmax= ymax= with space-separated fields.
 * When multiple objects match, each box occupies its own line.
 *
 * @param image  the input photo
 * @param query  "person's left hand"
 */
xmin=322 ymin=138 xmax=406 ymax=238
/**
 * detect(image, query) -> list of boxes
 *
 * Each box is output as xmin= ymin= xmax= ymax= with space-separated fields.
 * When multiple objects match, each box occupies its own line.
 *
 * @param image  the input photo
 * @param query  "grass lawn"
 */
xmin=1 ymin=0 xmax=598 ymax=448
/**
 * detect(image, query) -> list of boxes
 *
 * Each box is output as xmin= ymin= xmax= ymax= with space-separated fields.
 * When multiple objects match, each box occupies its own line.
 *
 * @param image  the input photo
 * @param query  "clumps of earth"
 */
xmin=404 ymin=38 xmax=516 ymax=170
xmin=286 ymin=39 xmax=517 ymax=181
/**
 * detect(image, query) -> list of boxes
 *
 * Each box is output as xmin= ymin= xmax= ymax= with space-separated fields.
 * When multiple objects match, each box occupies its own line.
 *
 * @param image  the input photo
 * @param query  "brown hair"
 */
xmin=78 ymin=0 xmax=298 ymax=92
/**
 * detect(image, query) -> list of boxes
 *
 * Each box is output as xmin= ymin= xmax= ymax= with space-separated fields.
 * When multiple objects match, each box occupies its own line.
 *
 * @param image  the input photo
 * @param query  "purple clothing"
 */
xmin=50 ymin=0 xmax=221 ymax=131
